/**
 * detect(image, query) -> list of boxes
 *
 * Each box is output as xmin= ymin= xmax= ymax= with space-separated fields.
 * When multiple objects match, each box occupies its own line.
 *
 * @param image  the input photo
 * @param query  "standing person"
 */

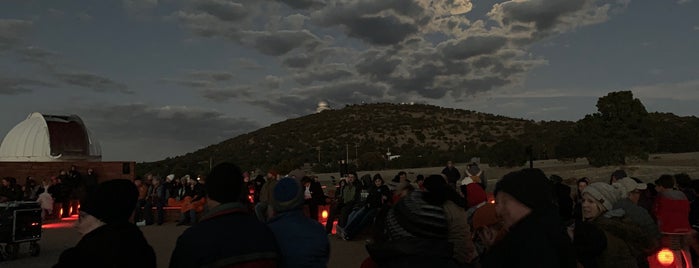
xmin=144 ymin=177 xmax=165 ymax=226
xmin=481 ymin=168 xmax=575 ymax=268
xmin=53 ymin=179 xmax=156 ymax=268
xmin=441 ymin=161 xmax=461 ymax=189
xmin=268 ymin=177 xmax=329 ymax=268
xmin=255 ymin=170 xmax=279 ymax=222
xmin=170 ymin=163 xmax=280 ymax=268
xmin=37 ymin=178 xmax=55 ymax=220
xmin=465 ymin=162 xmax=486 ymax=190
xmin=67 ymin=165 xmax=83 ymax=215
xmin=84 ymin=168 xmax=98 ymax=190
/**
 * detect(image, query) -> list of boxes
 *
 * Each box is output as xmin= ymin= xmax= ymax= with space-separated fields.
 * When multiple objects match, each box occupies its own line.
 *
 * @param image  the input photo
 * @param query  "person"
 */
xmin=37 ymin=178 xmax=55 ymax=220
xmin=550 ymin=174 xmax=574 ymax=224
xmin=301 ymin=176 xmax=325 ymax=221
xmin=414 ymin=174 xmax=425 ymax=191
xmin=480 ymin=168 xmax=575 ymax=268
xmin=574 ymin=182 xmax=651 ymax=267
xmin=459 ymin=175 xmax=487 ymax=211
xmin=387 ymin=171 xmax=408 ymax=192
xmin=267 ymin=177 xmax=329 ymax=268
xmin=340 ymin=174 xmax=391 ymax=240
xmin=471 ymin=203 xmax=506 ymax=257
xmin=654 ymin=174 xmax=691 ymax=234
xmin=134 ymin=178 xmax=148 ymax=225
xmin=169 ymin=163 xmax=279 ymax=268
xmin=84 ymin=168 xmax=98 ymax=189
xmin=613 ymin=177 xmax=661 ymax=267
xmin=0 ymin=177 xmax=23 ymax=202
xmin=465 ymin=162 xmax=486 ymax=190
xmin=366 ymin=176 xmax=467 ymax=267
xmin=610 ymin=169 xmax=627 ymax=184
xmin=144 ymin=176 xmax=166 ymax=226
xmin=441 ymin=160 xmax=461 ymax=189
xmin=177 ymin=177 xmax=206 ymax=225
xmin=67 ymin=165 xmax=84 ymax=215
xmin=255 ymin=170 xmax=279 ymax=222
xmin=325 ymin=172 xmax=361 ymax=234
xmin=53 ymin=179 xmax=156 ymax=268
xmin=573 ymin=177 xmax=590 ymax=222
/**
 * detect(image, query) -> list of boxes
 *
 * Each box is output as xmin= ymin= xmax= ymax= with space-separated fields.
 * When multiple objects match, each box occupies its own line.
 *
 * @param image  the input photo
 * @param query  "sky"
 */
xmin=0 ymin=0 xmax=698 ymax=162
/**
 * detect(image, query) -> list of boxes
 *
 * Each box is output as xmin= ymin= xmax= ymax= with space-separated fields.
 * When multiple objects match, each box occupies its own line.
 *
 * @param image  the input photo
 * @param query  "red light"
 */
xmin=321 ymin=210 xmax=328 ymax=219
xmin=657 ymin=248 xmax=675 ymax=266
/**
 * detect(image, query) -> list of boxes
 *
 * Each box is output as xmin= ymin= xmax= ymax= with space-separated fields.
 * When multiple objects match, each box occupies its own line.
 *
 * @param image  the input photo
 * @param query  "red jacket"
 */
xmin=655 ymin=190 xmax=691 ymax=233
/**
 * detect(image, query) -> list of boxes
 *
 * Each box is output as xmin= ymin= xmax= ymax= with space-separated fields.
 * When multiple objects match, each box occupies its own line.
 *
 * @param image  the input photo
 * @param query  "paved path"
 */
xmin=1 ymin=216 xmax=368 ymax=268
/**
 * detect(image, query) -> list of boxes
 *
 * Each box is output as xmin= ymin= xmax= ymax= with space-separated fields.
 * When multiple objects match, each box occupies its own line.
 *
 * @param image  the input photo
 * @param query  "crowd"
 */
xmin=0 ymin=165 xmax=98 ymax=220
xmin=3 ymin=160 xmax=699 ymax=268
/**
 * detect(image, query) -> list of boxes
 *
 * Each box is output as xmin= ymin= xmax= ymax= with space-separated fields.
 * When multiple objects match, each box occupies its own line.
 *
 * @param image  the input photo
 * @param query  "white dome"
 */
xmin=316 ymin=101 xmax=331 ymax=113
xmin=0 ymin=112 xmax=102 ymax=161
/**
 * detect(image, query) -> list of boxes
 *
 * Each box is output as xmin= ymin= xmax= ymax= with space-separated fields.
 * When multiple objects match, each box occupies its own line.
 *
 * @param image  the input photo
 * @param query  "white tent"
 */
xmin=0 ymin=112 xmax=101 ymax=161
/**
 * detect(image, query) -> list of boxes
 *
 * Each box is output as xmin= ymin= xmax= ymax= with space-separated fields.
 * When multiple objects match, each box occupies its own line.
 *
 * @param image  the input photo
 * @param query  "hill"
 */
xmin=136 ymin=102 xmax=699 ymax=177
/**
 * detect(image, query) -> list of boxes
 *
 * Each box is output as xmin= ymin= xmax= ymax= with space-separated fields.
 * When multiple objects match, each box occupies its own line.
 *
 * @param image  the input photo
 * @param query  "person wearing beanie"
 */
xmin=54 ymin=179 xmax=156 ymax=268
xmin=574 ymin=182 xmax=652 ymax=268
xmin=481 ymin=168 xmax=576 ymax=268
xmin=267 ymin=177 xmax=329 ymax=268
xmin=170 ymin=162 xmax=280 ymax=268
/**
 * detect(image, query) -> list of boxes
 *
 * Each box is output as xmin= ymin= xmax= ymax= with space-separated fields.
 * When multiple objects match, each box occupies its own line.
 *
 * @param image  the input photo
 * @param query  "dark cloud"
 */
xmin=236 ymin=58 xmax=263 ymax=70
xmin=17 ymin=46 xmax=56 ymax=68
xmin=0 ymin=77 xmax=52 ymax=95
xmin=275 ymin=0 xmax=325 ymax=9
xmin=245 ymin=30 xmax=321 ymax=56
xmin=194 ymin=0 xmax=249 ymax=22
xmin=439 ymin=35 xmax=508 ymax=60
xmin=496 ymin=0 xmax=587 ymax=32
xmin=55 ymin=72 xmax=134 ymax=94
xmin=281 ymin=54 xmax=315 ymax=68
xmin=318 ymin=14 xmax=418 ymax=46
xmin=293 ymin=65 xmax=354 ymax=85
xmin=188 ymin=70 xmax=234 ymax=81
xmin=355 ymin=50 xmax=401 ymax=80
xmin=200 ymin=86 xmax=252 ymax=102
xmin=72 ymin=103 xmax=260 ymax=161
xmin=262 ymin=75 xmax=281 ymax=89
xmin=0 ymin=19 xmax=33 ymax=51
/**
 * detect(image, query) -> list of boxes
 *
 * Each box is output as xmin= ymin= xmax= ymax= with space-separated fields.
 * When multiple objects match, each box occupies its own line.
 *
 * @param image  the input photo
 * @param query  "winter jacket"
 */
xmin=614 ymin=198 xmax=661 ymax=243
xmin=443 ymin=200 xmax=477 ymax=265
xmin=441 ymin=166 xmax=461 ymax=185
xmin=655 ymin=189 xmax=691 ymax=233
xmin=481 ymin=210 xmax=576 ymax=268
xmin=53 ymin=222 xmax=156 ymax=268
xmin=267 ymin=209 xmax=329 ymax=268
xmin=170 ymin=202 xmax=279 ymax=268
xmin=575 ymin=214 xmax=650 ymax=268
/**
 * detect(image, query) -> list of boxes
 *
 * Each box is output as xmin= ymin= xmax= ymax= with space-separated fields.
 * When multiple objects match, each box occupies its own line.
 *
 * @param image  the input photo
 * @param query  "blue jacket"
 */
xmin=170 ymin=202 xmax=280 ymax=268
xmin=267 ymin=209 xmax=330 ymax=268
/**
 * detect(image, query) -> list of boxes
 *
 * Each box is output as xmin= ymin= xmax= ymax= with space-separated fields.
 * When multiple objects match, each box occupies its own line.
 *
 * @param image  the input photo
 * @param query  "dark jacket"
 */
xmin=365 ymin=185 xmax=390 ymax=209
xmin=310 ymin=181 xmax=326 ymax=205
xmin=53 ymin=222 xmax=156 ymax=268
xmin=574 ymin=214 xmax=651 ymax=268
xmin=481 ymin=210 xmax=576 ymax=268
xmin=267 ymin=210 xmax=329 ymax=268
xmin=367 ymin=238 xmax=456 ymax=268
xmin=441 ymin=167 xmax=461 ymax=185
xmin=169 ymin=202 xmax=279 ymax=268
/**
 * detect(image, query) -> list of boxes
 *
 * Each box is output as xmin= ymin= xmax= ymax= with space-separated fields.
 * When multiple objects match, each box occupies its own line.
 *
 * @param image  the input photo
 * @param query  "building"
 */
xmin=0 ymin=113 xmax=133 ymax=184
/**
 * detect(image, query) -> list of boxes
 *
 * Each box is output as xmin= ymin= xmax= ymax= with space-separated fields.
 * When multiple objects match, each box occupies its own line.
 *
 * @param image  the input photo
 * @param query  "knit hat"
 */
xmin=472 ymin=203 xmax=500 ymax=231
xmin=206 ymin=163 xmax=244 ymax=203
xmin=582 ymin=182 xmax=621 ymax=211
xmin=614 ymin=177 xmax=647 ymax=197
xmin=80 ymin=179 xmax=138 ymax=224
xmin=273 ymin=177 xmax=305 ymax=212
xmin=385 ymin=191 xmax=448 ymax=240
xmin=494 ymin=168 xmax=553 ymax=213
xmin=166 ymin=174 xmax=175 ymax=181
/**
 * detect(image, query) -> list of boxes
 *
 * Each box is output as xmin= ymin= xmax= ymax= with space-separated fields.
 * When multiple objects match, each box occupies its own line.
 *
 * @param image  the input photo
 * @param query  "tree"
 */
xmin=487 ymin=139 xmax=527 ymax=167
xmin=579 ymin=91 xmax=653 ymax=166
xmin=357 ymin=152 xmax=386 ymax=171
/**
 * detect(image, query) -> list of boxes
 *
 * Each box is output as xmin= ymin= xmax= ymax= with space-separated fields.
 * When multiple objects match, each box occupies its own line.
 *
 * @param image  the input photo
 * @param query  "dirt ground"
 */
xmin=1 ymin=216 xmax=368 ymax=268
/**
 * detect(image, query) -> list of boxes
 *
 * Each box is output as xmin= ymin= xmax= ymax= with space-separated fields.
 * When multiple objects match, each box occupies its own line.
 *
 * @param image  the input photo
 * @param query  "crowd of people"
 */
xmin=4 ymin=160 xmax=699 ymax=267
xmin=0 ymin=165 xmax=98 ymax=219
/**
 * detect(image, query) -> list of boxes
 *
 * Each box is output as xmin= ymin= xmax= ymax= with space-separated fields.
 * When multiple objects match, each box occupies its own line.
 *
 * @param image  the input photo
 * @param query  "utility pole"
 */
xmin=346 ymin=143 xmax=349 ymax=164
xmin=355 ymin=144 xmax=358 ymax=162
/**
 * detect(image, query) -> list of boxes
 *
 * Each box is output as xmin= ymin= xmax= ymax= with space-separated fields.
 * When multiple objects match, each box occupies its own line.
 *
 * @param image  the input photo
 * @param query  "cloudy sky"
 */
xmin=1 ymin=0 xmax=698 ymax=162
